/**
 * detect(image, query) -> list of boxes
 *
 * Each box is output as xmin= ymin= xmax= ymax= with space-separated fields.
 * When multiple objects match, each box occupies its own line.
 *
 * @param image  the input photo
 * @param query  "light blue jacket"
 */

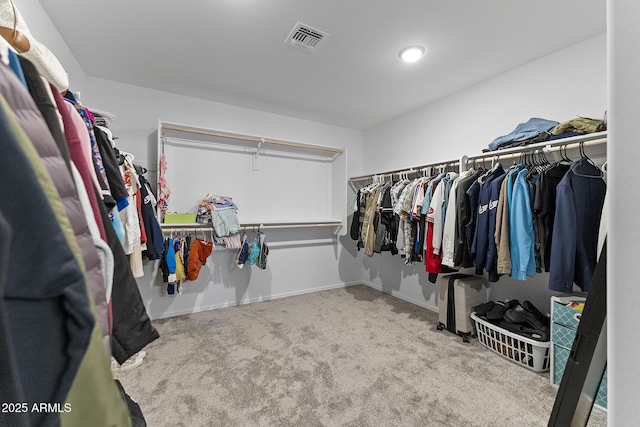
xmin=509 ymin=169 xmax=536 ymax=280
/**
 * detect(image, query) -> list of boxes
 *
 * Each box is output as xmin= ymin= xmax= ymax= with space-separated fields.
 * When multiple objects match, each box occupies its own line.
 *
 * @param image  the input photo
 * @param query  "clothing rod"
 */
xmin=160 ymin=225 xmax=212 ymax=233
xmin=463 ymin=137 xmax=607 ymax=165
xmin=464 ymin=131 xmax=606 ymax=162
xmin=243 ymin=222 xmax=342 ymax=230
xmin=349 ymin=160 xmax=461 ymax=182
xmin=160 ymin=222 xmax=342 ymax=231
xmin=162 ymin=124 xmax=344 ymax=154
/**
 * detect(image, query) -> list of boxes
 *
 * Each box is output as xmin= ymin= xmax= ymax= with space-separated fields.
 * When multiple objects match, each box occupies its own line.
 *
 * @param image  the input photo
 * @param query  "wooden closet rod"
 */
xmin=162 ymin=124 xmax=344 ymax=154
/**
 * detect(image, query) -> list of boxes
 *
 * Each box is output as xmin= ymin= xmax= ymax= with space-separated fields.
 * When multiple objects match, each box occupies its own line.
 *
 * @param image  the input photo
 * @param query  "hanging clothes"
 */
xmin=362 ymin=184 xmax=382 ymax=257
xmin=441 ymin=169 xmax=474 ymax=267
xmin=94 ymin=125 xmax=129 ymax=211
xmin=0 ymin=94 xmax=92 ymax=427
xmin=535 ymin=162 xmax=571 ymax=271
xmin=0 ymin=210 xmax=29 ymax=427
xmin=1 ymin=13 xmax=151 ymax=425
xmin=472 ymin=164 xmax=505 ymax=274
xmin=64 ymin=91 xmax=116 ymax=207
xmin=53 ymin=84 xmax=107 ymax=241
xmin=187 ymin=238 xmax=213 ymax=281
xmin=0 ymin=58 xmax=113 ymax=356
xmin=139 ymin=174 xmax=164 ymax=260
xmin=18 ymin=55 xmax=72 ymax=176
xmin=256 ymin=232 xmax=269 ymax=270
xmin=453 ymin=169 xmax=483 ymax=268
xmin=485 ymin=168 xmax=509 ymax=281
xmin=509 ymin=168 xmax=537 ymax=280
xmin=549 ymin=159 xmax=606 ymax=292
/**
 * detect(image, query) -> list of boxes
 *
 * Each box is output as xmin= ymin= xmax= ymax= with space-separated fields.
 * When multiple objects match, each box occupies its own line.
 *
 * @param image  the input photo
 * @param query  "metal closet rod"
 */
xmin=160 ymin=221 xmax=342 ymax=232
xmin=162 ymin=124 xmax=344 ymax=154
xmin=349 ymin=160 xmax=461 ymax=182
xmin=243 ymin=222 xmax=342 ymax=230
xmin=463 ymin=137 xmax=607 ymax=165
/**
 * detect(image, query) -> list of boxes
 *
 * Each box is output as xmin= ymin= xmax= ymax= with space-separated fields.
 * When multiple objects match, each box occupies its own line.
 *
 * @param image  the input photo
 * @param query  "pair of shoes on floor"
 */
xmin=0 ymin=0 xmax=69 ymax=91
xmin=111 ymin=351 xmax=147 ymax=373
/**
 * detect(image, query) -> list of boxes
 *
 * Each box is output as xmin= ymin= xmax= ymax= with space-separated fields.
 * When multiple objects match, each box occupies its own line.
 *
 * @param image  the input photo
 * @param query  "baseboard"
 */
xmin=362 ymin=280 xmax=439 ymax=313
xmin=153 ymin=281 xmax=362 ymax=319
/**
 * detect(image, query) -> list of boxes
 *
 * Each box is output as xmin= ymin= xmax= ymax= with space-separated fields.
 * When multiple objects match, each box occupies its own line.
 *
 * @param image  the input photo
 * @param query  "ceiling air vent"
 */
xmin=284 ymin=22 xmax=329 ymax=52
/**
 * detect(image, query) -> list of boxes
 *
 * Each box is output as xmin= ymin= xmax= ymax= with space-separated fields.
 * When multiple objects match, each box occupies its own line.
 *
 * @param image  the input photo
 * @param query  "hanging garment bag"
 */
xmin=437 ymin=273 xmax=487 ymax=342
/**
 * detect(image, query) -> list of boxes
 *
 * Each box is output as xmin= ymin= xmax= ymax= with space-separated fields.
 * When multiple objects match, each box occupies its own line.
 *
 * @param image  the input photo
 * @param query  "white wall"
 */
xmin=360 ymin=33 xmax=607 ymax=314
xmin=365 ymin=33 xmax=607 ymax=174
xmin=608 ymin=0 xmax=638 ymax=423
xmin=15 ymin=0 xmax=87 ymax=92
xmin=83 ymin=77 xmax=365 ymax=319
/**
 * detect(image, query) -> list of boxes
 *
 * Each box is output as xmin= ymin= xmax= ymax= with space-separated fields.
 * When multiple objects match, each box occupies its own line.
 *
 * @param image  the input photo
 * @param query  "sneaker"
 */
xmin=112 ymin=351 xmax=147 ymax=373
xmin=110 ymin=357 xmax=120 ymax=372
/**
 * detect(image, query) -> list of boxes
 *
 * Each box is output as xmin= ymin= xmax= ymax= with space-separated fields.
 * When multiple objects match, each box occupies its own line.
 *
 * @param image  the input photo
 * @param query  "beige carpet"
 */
xmin=118 ymin=285 xmax=607 ymax=426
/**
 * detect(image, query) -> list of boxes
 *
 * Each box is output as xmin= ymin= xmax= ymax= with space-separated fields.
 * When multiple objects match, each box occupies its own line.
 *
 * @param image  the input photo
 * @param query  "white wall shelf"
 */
xmin=157 ymin=119 xmax=348 ymax=234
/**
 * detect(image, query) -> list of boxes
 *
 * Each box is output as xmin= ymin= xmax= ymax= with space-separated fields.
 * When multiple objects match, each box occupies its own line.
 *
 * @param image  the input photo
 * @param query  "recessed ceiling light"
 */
xmin=399 ymin=45 xmax=425 ymax=63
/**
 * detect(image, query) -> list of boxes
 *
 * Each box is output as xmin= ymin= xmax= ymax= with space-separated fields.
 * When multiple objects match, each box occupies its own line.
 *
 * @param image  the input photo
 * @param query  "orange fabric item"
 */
xmin=136 ymin=189 xmax=147 ymax=245
xmin=186 ymin=239 xmax=213 ymax=281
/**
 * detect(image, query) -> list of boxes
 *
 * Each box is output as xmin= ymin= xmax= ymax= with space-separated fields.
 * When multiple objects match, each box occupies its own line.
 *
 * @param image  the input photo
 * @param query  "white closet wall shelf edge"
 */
xmin=460 ymin=131 xmax=607 ymax=170
xmin=157 ymin=119 xmax=348 ymax=236
xmin=351 ymin=131 xmax=607 ymax=186
xmin=349 ymin=160 xmax=461 ymax=184
xmin=160 ymin=121 xmax=344 ymax=160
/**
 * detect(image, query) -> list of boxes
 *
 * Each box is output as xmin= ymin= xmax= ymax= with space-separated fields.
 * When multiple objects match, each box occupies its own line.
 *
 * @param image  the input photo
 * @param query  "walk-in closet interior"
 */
xmin=1 ymin=0 xmax=637 ymax=426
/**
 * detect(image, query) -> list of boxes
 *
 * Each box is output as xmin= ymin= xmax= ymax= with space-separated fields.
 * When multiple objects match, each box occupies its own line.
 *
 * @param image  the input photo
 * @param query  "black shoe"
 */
xmin=486 ymin=299 xmax=519 ymax=321
xmin=522 ymin=301 xmax=550 ymax=330
xmin=474 ymin=301 xmax=495 ymax=317
xmin=504 ymin=303 xmax=549 ymax=333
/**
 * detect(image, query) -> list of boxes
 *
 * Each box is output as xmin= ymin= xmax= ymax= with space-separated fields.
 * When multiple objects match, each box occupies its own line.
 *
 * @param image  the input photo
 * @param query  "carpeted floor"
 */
xmin=117 ymin=285 xmax=607 ymax=426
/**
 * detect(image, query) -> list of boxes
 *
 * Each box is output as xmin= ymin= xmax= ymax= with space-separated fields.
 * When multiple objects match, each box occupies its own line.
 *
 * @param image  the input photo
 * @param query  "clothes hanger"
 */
xmin=134 ymin=163 xmax=148 ymax=175
xmin=572 ymin=142 xmax=604 ymax=178
xmin=526 ymin=149 xmax=542 ymax=179
xmin=559 ymin=144 xmax=573 ymax=164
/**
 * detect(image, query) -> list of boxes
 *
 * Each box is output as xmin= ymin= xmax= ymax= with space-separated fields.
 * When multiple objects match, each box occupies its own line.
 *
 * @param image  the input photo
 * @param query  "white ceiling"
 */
xmin=39 ymin=0 xmax=606 ymax=130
